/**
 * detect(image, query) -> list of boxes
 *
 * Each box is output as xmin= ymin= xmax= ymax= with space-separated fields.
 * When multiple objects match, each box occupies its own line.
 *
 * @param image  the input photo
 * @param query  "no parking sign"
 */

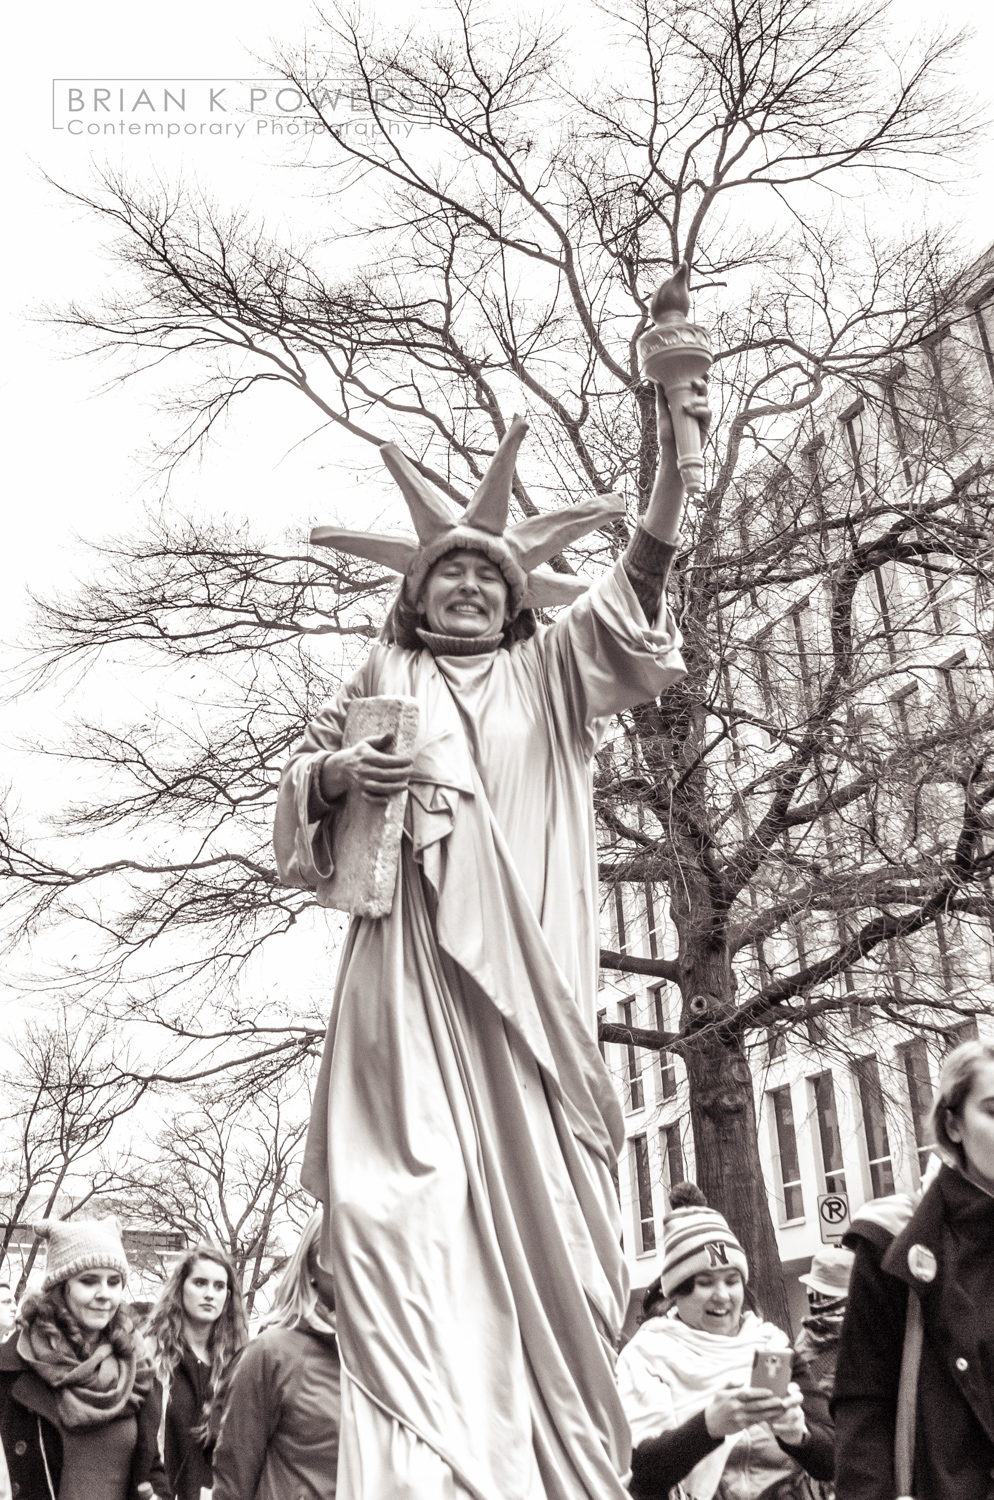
xmin=817 ymin=1191 xmax=850 ymax=1243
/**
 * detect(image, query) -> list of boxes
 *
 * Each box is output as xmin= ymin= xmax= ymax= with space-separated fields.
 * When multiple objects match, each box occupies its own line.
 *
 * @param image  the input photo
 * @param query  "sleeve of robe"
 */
xmin=538 ymin=556 xmax=686 ymax=749
xmin=272 ymin=660 xmax=371 ymax=890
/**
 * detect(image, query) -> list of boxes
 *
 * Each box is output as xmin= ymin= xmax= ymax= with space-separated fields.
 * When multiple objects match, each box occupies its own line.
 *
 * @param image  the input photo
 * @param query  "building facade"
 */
xmin=599 ymin=241 xmax=994 ymax=1332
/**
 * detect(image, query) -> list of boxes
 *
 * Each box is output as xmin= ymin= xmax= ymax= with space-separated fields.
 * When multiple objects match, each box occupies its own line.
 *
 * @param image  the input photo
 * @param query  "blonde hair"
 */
xmin=928 ymin=1039 xmax=994 ymax=1167
xmin=257 ymin=1210 xmax=328 ymax=1333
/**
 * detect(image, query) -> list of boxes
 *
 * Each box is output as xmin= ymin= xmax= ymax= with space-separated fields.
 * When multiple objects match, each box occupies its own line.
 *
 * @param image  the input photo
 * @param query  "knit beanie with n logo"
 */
xmin=660 ymin=1206 xmax=749 ymax=1296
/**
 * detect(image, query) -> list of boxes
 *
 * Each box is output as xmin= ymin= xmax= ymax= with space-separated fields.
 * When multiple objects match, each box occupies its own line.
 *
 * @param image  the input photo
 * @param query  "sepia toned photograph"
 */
xmin=3 ymin=0 xmax=994 ymax=1496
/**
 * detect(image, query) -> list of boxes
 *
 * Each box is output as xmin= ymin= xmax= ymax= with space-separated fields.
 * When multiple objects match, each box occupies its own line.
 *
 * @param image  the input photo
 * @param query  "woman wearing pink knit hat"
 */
xmin=617 ymin=1204 xmax=834 ymax=1500
xmin=0 ymin=1218 xmax=168 ymax=1500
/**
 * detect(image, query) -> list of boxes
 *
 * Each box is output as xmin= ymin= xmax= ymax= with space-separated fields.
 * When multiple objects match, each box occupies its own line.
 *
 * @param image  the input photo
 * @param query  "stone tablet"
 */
xmin=325 ymin=695 xmax=420 ymax=919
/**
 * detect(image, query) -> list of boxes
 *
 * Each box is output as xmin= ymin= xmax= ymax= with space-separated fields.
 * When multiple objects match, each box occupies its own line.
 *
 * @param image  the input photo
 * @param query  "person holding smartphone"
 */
xmin=617 ymin=1206 xmax=834 ymax=1500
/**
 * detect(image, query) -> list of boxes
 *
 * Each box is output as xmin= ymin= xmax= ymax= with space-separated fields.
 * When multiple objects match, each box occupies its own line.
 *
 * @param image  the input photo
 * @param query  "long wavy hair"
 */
xmin=144 ymin=1244 xmax=248 ymax=1436
xmin=20 ymin=1281 xmax=139 ymax=1362
xmin=257 ymin=1209 xmax=330 ymax=1333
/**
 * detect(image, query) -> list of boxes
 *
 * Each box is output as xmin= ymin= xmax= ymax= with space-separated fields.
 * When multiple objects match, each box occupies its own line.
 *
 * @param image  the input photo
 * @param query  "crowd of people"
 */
xmin=0 ymin=1211 xmax=340 ymax=1500
xmin=0 ymin=1037 xmax=992 ymax=1499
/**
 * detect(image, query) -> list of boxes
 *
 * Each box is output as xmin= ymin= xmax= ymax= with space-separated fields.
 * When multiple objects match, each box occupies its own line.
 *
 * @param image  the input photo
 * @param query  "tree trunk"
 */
xmin=677 ymin=953 xmax=792 ymax=1333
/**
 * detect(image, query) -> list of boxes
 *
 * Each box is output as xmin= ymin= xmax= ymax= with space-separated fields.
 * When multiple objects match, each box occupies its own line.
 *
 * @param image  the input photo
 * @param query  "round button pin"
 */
xmin=908 ymin=1244 xmax=937 ymax=1282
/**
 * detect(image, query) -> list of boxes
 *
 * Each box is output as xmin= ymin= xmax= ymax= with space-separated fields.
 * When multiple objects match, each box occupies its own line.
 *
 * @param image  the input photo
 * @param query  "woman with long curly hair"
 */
xmin=0 ymin=1217 xmax=167 ymax=1500
xmin=212 ymin=1209 xmax=340 ymax=1500
xmin=143 ymin=1245 xmax=247 ymax=1500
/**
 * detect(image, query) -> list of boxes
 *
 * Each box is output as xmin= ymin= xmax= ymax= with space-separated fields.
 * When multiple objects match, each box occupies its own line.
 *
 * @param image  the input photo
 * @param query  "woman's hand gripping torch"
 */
xmin=638 ymin=263 xmax=714 ymax=497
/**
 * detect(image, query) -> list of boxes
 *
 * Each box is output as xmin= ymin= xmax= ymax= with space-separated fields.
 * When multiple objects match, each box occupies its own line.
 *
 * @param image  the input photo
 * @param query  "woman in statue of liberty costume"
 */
xmin=274 ymin=364 xmax=710 ymax=1500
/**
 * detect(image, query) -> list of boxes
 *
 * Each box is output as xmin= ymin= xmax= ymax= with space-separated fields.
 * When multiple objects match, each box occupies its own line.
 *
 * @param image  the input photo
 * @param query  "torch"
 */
xmin=637 ymin=262 xmax=713 ymax=495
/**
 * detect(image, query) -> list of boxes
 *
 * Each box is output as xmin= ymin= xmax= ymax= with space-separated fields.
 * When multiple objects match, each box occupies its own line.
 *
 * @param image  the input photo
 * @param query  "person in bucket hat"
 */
xmin=275 ymin=363 xmax=709 ymax=1499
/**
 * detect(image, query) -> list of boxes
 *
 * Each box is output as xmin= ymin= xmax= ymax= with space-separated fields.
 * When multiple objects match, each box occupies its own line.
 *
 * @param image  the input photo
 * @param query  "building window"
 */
xmin=970 ymin=295 xmax=994 ymax=390
xmin=660 ymin=1122 xmax=686 ymax=1194
xmin=836 ymin=917 xmax=863 ymax=1022
xmin=853 ymin=1056 xmax=896 ymax=1198
xmin=753 ymin=628 xmax=775 ymax=717
xmin=597 ymin=1007 xmax=606 ymax=1061
xmin=882 ymin=366 xmax=914 ymax=487
xmin=934 ymin=914 xmax=955 ymax=995
xmin=644 ymin=883 xmax=659 ymax=958
xmin=891 ymin=683 xmax=918 ymax=740
xmin=945 ymin=1017 xmax=979 ymax=1050
xmin=885 ymin=937 xmax=905 ymax=1007
xmin=874 ymin=569 xmax=898 ymax=666
xmin=801 ymin=431 xmax=826 ymax=509
xmin=629 ymin=1133 xmax=656 ymax=1253
xmin=812 ymin=1071 xmax=847 ymax=1196
xmin=939 ymin=654 xmax=969 ymax=721
xmin=920 ymin=541 xmax=944 ymax=632
xmin=651 ymin=988 xmax=677 ymax=1100
xmin=769 ymin=1085 xmax=805 ymax=1221
xmin=721 ymin=664 xmax=742 ymax=766
xmin=900 ymin=1039 xmax=934 ymax=1179
xmin=614 ymin=885 xmax=627 ymax=952
xmin=838 ymin=396 xmax=867 ymax=498
xmin=922 ymin=326 xmax=958 ymax=445
xmin=791 ymin=605 xmax=814 ymax=710
xmin=621 ymin=998 xmax=644 ymax=1112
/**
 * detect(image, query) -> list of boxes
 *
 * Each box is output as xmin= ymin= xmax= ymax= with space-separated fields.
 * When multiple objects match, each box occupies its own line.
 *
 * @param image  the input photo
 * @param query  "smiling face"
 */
xmin=946 ymin=1059 xmax=994 ymax=1191
xmin=419 ymin=549 xmax=510 ymax=638
xmin=672 ymin=1267 xmax=745 ymax=1336
xmin=63 ymin=1268 xmax=125 ymax=1336
xmin=181 ymin=1257 xmax=229 ymax=1332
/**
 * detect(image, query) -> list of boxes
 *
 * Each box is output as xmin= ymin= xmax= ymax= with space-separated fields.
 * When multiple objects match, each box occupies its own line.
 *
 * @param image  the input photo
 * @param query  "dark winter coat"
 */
xmin=212 ymin=1324 xmax=340 ymax=1500
xmin=0 ymin=1333 xmax=169 ymax=1500
xmin=833 ymin=1164 xmax=994 ymax=1500
xmin=795 ymin=1300 xmax=846 ymax=1401
xmin=162 ymin=1345 xmax=213 ymax=1500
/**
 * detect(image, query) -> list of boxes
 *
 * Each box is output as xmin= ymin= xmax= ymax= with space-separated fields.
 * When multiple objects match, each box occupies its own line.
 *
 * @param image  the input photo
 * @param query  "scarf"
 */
xmin=305 ymin=1303 xmax=338 ymax=1337
xmin=618 ymin=1309 xmax=792 ymax=1500
xmin=416 ymin=628 xmax=504 ymax=657
xmin=17 ymin=1317 xmax=152 ymax=1431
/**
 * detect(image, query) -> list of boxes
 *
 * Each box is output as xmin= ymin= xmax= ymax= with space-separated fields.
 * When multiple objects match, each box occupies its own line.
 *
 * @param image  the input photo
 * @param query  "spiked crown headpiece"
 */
xmin=311 ymin=415 xmax=626 ymax=614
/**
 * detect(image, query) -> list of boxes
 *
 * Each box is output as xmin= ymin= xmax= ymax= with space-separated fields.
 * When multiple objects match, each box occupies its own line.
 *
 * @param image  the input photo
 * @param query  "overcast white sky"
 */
xmin=5 ymin=0 xmax=994 ymax=625
xmin=2 ymin=0 xmax=994 ymax=1014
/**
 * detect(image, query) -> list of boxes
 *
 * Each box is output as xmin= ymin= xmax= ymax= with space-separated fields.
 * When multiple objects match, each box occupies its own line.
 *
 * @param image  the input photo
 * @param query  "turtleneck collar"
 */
xmin=417 ymin=628 xmax=503 ymax=657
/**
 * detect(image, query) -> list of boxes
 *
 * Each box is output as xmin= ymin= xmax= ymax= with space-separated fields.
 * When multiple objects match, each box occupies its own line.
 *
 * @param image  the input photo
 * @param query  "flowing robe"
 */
xmin=274 ymin=560 xmax=686 ymax=1500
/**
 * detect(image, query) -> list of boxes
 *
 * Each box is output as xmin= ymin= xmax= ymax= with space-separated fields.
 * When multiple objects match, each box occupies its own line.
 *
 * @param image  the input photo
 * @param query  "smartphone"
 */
xmin=750 ymin=1348 xmax=792 ymax=1398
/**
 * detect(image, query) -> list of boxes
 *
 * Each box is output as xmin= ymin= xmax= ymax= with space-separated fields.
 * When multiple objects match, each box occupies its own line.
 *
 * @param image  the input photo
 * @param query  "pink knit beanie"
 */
xmin=34 ymin=1217 xmax=130 ymax=1291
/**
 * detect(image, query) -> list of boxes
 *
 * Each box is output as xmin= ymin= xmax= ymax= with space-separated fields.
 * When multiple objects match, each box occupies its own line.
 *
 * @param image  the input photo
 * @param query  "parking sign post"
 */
xmin=817 ymin=1192 xmax=850 ymax=1244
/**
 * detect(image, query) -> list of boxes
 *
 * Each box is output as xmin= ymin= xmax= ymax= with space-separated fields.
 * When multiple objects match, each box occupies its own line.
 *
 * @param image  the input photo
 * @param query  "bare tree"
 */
xmin=1 ymin=0 xmax=986 ymax=1321
xmin=108 ymin=1078 xmax=313 ymax=1311
xmin=0 ymin=1007 xmax=147 ymax=1294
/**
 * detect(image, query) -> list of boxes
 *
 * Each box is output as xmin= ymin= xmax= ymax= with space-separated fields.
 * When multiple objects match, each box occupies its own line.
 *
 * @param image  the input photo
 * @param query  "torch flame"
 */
xmin=649 ymin=262 xmax=691 ymax=323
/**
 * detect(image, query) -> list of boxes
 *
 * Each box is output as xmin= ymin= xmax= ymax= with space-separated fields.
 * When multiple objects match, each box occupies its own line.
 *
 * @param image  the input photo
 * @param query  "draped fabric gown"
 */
xmin=274 ymin=560 xmax=685 ymax=1500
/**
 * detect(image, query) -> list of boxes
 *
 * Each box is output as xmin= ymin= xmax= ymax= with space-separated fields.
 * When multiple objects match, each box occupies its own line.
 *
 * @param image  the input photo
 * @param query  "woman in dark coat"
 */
xmin=143 ymin=1245 xmax=247 ymax=1500
xmin=212 ymin=1210 xmax=340 ymax=1500
xmin=833 ymin=1039 xmax=994 ymax=1500
xmin=0 ymin=1218 xmax=168 ymax=1500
